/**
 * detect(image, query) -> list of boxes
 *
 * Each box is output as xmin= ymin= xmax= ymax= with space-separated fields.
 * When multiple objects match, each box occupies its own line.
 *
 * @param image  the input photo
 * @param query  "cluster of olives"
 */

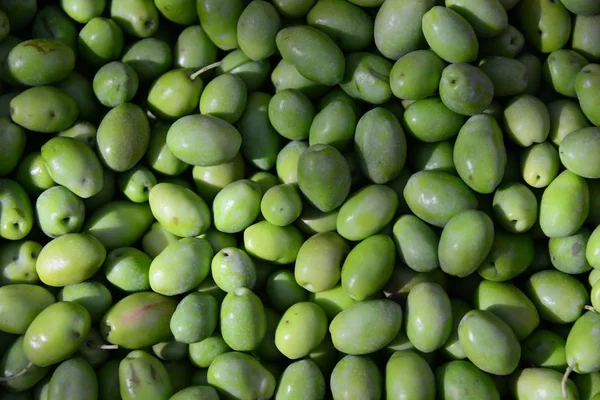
xmin=2 ymin=0 xmax=600 ymax=399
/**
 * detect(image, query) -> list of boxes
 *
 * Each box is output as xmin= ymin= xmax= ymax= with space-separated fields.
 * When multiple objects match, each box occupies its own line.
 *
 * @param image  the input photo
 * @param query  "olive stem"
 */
xmin=190 ymin=61 xmax=223 ymax=81
xmin=0 ymin=362 xmax=33 ymax=382
xmin=87 ymin=341 xmax=119 ymax=350
xmin=585 ymin=305 xmax=596 ymax=313
xmin=561 ymin=364 xmax=574 ymax=399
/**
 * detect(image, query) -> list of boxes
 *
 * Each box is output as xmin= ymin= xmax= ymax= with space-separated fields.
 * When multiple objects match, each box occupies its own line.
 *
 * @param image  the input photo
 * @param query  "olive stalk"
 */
xmin=190 ymin=61 xmax=223 ymax=81
xmin=0 ymin=361 xmax=34 ymax=382
xmin=561 ymin=364 xmax=574 ymax=399
xmin=86 ymin=340 xmax=119 ymax=350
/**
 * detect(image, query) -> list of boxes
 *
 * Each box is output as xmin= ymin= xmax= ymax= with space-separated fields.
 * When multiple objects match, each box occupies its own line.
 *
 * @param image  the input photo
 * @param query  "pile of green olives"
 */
xmin=2 ymin=0 xmax=600 ymax=399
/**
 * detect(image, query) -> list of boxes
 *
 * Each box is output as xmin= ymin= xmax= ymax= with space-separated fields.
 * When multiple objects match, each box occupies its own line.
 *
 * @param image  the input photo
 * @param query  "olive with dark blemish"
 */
xmin=5 ymin=38 xmax=75 ymax=86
